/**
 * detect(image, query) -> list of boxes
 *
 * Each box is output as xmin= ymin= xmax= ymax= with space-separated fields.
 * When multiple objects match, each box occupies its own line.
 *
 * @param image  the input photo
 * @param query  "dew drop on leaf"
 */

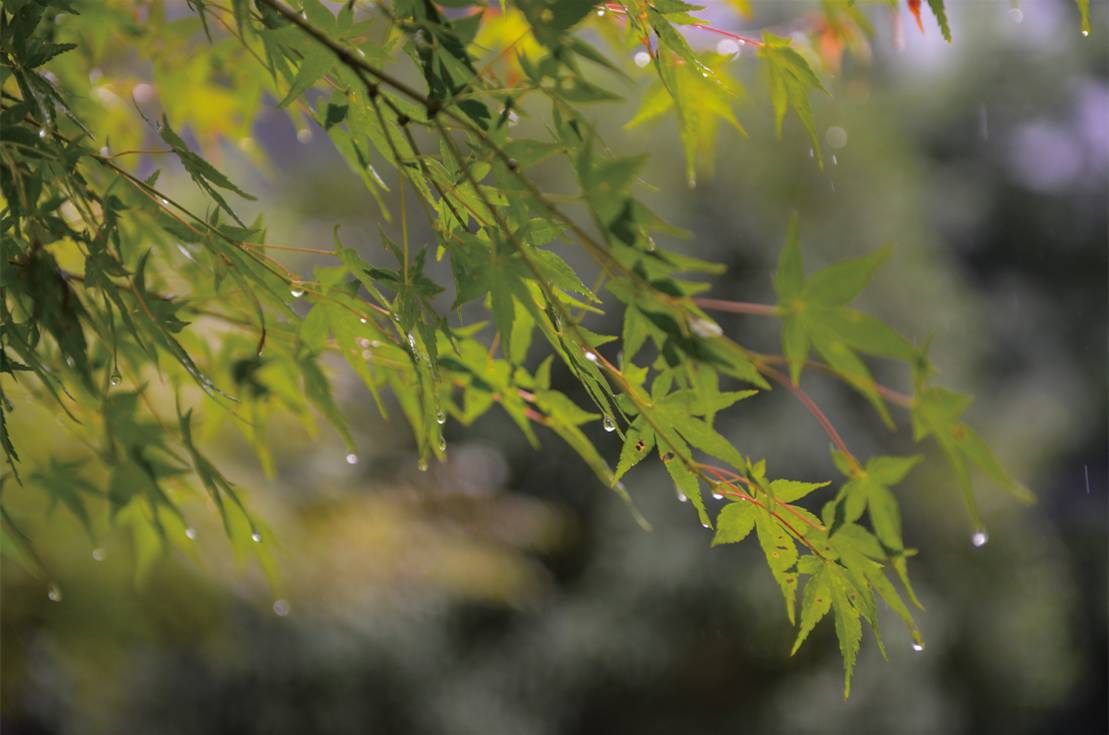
xmin=584 ymin=350 xmax=598 ymax=363
xmin=716 ymin=39 xmax=740 ymax=56
xmin=99 ymin=145 xmax=110 ymax=157
xmin=678 ymin=493 xmax=688 ymax=503
xmin=185 ymin=527 xmax=198 ymax=540
xmin=289 ymin=286 xmax=305 ymax=298
xmin=47 ymin=584 xmax=62 ymax=602
xmin=912 ymin=642 xmax=925 ymax=652
xmin=690 ymin=318 xmax=723 ymax=338
xmin=712 ymin=492 xmax=724 ymax=500
xmin=634 ymin=51 xmax=651 ymax=68
xmin=602 ymin=415 xmax=616 ymax=432
xmin=38 ymin=128 xmax=47 ymax=139
xmin=251 ymin=532 xmax=262 ymax=543
xmin=438 ymin=436 xmax=446 ymax=452
xmin=418 ymin=459 xmax=428 ymax=472
xmin=296 ymin=128 xmax=312 ymax=144
xmin=273 ymin=599 xmax=290 ymax=616
xmin=971 ymin=531 xmax=989 ymax=547
xmin=435 ymin=409 xmax=446 ymax=425
xmin=91 ymin=548 xmax=106 ymax=561
xmin=109 ymin=372 xmax=122 ymax=387
xmin=346 ymin=453 xmax=359 ymax=465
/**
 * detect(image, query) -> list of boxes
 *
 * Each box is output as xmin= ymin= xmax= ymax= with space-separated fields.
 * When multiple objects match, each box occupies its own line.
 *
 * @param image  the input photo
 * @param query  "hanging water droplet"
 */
xmin=356 ymin=48 xmax=366 ymax=58
xmin=716 ymin=39 xmax=740 ymax=56
xmin=299 ymin=10 xmax=308 ymax=20
xmin=971 ymin=531 xmax=989 ymax=547
xmin=690 ymin=318 xmax=723 ymax=338
xmin=359 ymin=317 xmax=368 ymax=324
xmin=251 ymin=531 xmax=262 ymax=543
xmin=345 ymin=453 xmax=359 ymax=465
xmin=1008 ymin=7 xmax=1024 ymax=23
xmin=91 ymin=548 xmax=106 ymax=561
xmin=99 ymin=145 xmax=111 ymax=157
xmin=1081 ymin=29 xmax=1089 ymax=37
xmin=633 ymin=50 xmax=651 ymax=68
xmin=678 ymin=493 xmax=688 ymax=503
xmin=289 ymin=285 xmax=305 ymax=298
xmin=109 ymin=372 xmax=122 ymax=387
xmin=47 ymin=583 xmax=62 ymax=602
xmin=418 ymin=458 xmax=428 ymax=472
xmin=159 ymin=198 xmax=170 ymax=206
xmin=701 ymin=521 xmax=710 ymax=529
xmin=645 ymin=236 xmax=657 ymax=252
xmin=38 ymin=127 xmax=47 ymax=139
xmin=185 ymin=527 xmax=198 ymax=540
xmin=831 ymin=154 xmax=839 ymax=167
xmin=408 ymin=333 xmax=418 ymax=350
xmin=596 ymin=8 xmax=605 ymax=16
xmin=809 ymin=147 xmax=815 ymax=158
xmin=602 ymin=415 xmax=616 ymax=432
xmin=584 ymin=350 xmax=598 ymax=363
xmin=911 ymin=642 xmax=925 ymax=652
xmin=438 ymin=436 xmax=446 ymax=452
xmin=712 ymin=492 xmax=724 ymax=500
xmin=507 ymin=110 xmax=520 ymax=127
xmin=273 ymin=599 xmax=290 ymax=616
xmin=357 ymin=337 xmax=371 ymax=349
xmin=435 ymin=409 xmax=446 ymax=425
xmin=296 ymin=127 xmax=312 ymax=144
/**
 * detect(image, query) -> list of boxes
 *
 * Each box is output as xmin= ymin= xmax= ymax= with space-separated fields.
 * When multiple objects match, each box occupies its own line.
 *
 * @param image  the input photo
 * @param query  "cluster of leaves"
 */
xmin=1 ymin=0 xmax=1064 ymax=694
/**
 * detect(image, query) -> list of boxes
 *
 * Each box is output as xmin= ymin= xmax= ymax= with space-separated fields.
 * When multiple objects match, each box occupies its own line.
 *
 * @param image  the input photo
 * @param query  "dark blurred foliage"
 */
xmin=2 ymin=2 xmax=1106 ymax=734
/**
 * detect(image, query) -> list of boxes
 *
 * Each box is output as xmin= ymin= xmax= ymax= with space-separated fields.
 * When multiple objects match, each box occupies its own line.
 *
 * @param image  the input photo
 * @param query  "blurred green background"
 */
xmin=2 ymin=2 xmax=1106 ymax=733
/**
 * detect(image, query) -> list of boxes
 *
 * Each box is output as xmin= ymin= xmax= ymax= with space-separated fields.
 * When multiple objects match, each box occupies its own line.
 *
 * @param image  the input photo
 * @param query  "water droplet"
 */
xmin=712 ymin=492 xmax=724 ymax=500
xmin=1081 ymin=29 xmax=1089 ymax=37
xmin=299 ymin=10 xmax=308 ymax=20
xmin=356 ymin=48 xmax=366 ymax=58
xmin=438 ymin=436 xmax=447 ymax=452
xmin=971 ymin=531 xmax=989 ymax=547
xmin=109 ymin=372 xmax=122 ymax=387
xmin=345 ymin=453 xmax=359 ymax=465
xmin=825 ymin=126 xmax=848 ymax=149
xmin=47 ymin=584 xmax=62 ymax=602
xmin=159 ymin=198 xmax=170 ymax=206
xmin=185 ymin=527 xmax=198 ymax=540
xmin=831 ymin=154 xmax=839 ymax=167
xmin=38 ymin=127 xmax=47 ymax=139
xmin=358 ymin=337 xmax=370 ymax=349
xmin=701 ymin=522 xmax=710 ymax=529
xmin=716 ymin=39 xmax=740 ymax=56
xmin=602 ymin=415 xmax=616 ymax=432
xmin=911 ymin=642 xmax=925 ymax=652
xmin=1008 ymin=7 xmax=1023 ymax=23
xmin=507 ymin=110 xmax=520 ymax=127
xmin=690 ymin=318 xmax=723 ymax=338
xmin=678 ymin=493 xmax=688 ymax=503
xmin=435 ymin=409 xmax=446 ymax=425
xmin=296 ymin=128 xmax=312 ymax=144
xmin=251 ymin=532 xmax=262 ymax=543
xmin=408 ymin=333 xmax=418 ymax=350
xmin=273 ymin=599 xmax=290 ymax=616
xmin=584 ymin=350 xmax=598 ymax=363
xmin=289 ymin=286 xmax=305 ymax=298
xmin=418 ymin=459 xmax=428 ymax=472
xmin=91 ymin=548 xmax=106 ymax=561
xmin=596 ymin=8 xmax=605 ymax=16
xmin=645 ymin=236 xmax=657 ymax=252
xmin=99 ymin=145 xmax=111 ymax=157
xmin=359 ymin=317 xmax=368 ymax=324
xmin=633 ymin=50 xmax=651 ymax=68
xmin=809 ymin=147 xmax=815 ymax=158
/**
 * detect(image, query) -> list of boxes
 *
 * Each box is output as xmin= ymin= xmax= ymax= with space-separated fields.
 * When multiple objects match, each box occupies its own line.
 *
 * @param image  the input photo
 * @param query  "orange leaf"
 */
xmin=907 ymin=0 xmax=925 ymax=33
